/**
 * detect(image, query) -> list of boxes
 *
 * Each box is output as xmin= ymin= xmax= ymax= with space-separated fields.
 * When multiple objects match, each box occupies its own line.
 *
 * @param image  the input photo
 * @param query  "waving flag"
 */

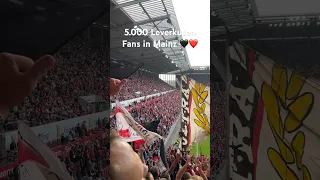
xmin=181 ymin=75 xmax=210 ymax=150
xmin=17 ymin=122 xmax=72 ymax=180
xmin=228 ymin=40 xmax=320 ymax=180
xmin=116 ymin=101 xmax=168 ymax=168
xmin=115 ymin=106 xmax=142 ymax=142
xmin=116 ymin=101 xmax=163 ymax=146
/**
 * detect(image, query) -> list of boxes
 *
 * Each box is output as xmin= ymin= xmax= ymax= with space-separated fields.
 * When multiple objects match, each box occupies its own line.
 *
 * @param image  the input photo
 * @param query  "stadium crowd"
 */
xmin=0 ymin=47 xmax=213 ymax=180
xmin=3 ymin=37 xmax=109 ymax=128
xmin=118 ymin=74 xmax=174 ymax=101
xmin=135 ymin=93 xmax=179 ymax=138
xmin=59 ymin=135 xmax=109 ymax=180
xmin=122 ymin=90 xmax=180 ymax=137
xmin=3 ymin=116 xmax=110 ymax=180
xmin=2 ymin=37 xmax=174 ymax=131
xmin=110 ymin=130 xmax=210 ymax=180
xmin=210 ymin=82 xmax=226 ymax=177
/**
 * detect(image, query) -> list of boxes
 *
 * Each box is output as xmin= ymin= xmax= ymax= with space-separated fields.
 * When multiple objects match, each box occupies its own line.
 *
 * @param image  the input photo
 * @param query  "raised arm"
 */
xmin=175 ymin=156 xmax=192 ymax=180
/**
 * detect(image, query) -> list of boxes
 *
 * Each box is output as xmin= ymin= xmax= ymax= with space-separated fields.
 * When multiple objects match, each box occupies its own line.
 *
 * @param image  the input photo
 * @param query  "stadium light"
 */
xmin=134 ymin=25 xmax=137 ymax=28
xmin=165 ymin=55 xmax=168 ymax=58
xmin=171 ymin=61 xmax=174 ymax=63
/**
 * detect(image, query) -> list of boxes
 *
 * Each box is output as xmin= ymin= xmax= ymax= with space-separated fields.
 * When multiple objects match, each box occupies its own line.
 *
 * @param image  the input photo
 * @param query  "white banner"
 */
xmin=18 ymin=122 xmax=72 ymax=180
xmin=188 ymin=78 xmax=210 ymax=144
xmin=116 ymin=107 xmax=142 ymax=142
xmin=116 ymin=101 xmax=163 ymax=146
xmin=181 ymin=75 xmax=190 ymax=151
xmin=229 ymin=41 xmax=320 ymax=180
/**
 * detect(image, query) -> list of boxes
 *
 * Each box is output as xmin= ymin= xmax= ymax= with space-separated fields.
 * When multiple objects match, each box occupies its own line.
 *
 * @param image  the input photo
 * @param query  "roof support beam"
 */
xmin=212 ymin=2 xmax=248 ymax=11
xmin=110 ymin=15 xmax=170 ymax=31
xmin=111 ymin=0 xmax=150 ymax=10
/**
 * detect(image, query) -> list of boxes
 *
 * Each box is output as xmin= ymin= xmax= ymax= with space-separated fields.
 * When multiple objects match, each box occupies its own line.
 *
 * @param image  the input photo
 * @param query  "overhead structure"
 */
xmin=108 ymin=0 xmax=191 ymax=73
xmin=212 ymin=14 xmax=320 ymax=40
xmin=211 ymin=0 xmax=320 ymax=39
xmin=210 ymin=0 xmax=255 ymax=37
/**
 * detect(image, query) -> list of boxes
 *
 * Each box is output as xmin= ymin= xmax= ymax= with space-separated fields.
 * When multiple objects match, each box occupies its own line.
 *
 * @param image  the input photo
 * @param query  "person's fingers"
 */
xmin=119 ymin=79 xmax=127 ymax=87
xmin=112 ymin=79 xmax=127 ymax=94
xmin=0 ymin=53 xmax=17 ymax=71
xmin=110 ymin=78 xmax=121 ymax=84
xmin=0 ymin=53 xmax=34 ymax=73
xmin=26 ymin=55 xmax=55 ymax=84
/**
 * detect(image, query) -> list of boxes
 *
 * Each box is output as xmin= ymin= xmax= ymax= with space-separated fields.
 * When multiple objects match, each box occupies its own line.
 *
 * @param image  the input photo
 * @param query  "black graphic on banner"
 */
xmin=229 ymin=43 xmax=260 ymax=179
xmin=181 ymin=76 xmax=190 ymax=151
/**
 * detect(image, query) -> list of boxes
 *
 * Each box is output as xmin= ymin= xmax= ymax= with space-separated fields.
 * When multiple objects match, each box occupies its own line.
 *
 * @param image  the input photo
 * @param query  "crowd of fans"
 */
xmin=110 ymin=78 xmax=212 ymax=179
xmin=3 ymin=36 xmax=174 ymax=130
xmin=166 ymin=147 xmax=210 ymax=179
xmin=0 ymin=37 xmax=216 ymax=180
xmin=136 ymin=142 xmax=210 ymax=180
xmin=59 ymin=135 xmax=109 ymax=180
xmin=110 ymin=130 xmax=210 ymax=180
xmin=211 ymin=82 xmax=226 ymax=177
xmin=117 ymin=74 xmax=174 ymax=101
xmin=112 ymin=90 xmax=180 ymax=138
xmin=4 ymin=37 xmax=109 ymax=128
xmin=2 ymin=117 xmax=110 ymax=180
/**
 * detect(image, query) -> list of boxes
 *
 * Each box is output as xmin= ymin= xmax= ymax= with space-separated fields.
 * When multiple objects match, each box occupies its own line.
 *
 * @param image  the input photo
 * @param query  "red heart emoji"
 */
xmin=189 ymin=39 xmax=198 ymax=48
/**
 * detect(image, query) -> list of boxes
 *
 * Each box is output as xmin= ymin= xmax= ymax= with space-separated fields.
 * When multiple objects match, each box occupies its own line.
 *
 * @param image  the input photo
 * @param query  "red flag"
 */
xmin=134 ymin=139 xmax=145 ymax=150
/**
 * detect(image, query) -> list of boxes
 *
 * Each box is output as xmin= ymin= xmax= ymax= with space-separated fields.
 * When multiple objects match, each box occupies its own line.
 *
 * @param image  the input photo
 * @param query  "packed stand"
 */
xmin=4 ymin=37 xmax=109 ymax=129
xmin=112 ymin=90 xmax=180 ymax=138
xmin=109 ymin=129 xmax=210 ymax=180
xmin=211 ymin=82 xmax=226 ymax=177
xmin=110 ymin=87 xmax=210 ymax=179
xmin=134 ymin=143 xmax=210 ymax=180
xmin=117 ymin=74 xmax=174 ymax=101
xmin=59 ymin=136 xmax=109 ymax=180
xmin=48 ymin=117 xmax=109 ymax=148
xmin=2 ymin=117 xmax=109 ymax=180
xmin=165 ymin=146 xmax=210 ymax=180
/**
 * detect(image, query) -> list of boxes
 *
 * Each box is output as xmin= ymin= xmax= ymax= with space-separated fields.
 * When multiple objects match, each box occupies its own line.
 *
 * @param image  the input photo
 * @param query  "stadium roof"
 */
xmin=210 ymin=0 xmax=255 ymax=37
xmin=212 ymin=14 xmax=320 ymax=40
xmin=107 ymin=0 xmax=191 ymax=74
xmin=210 ymin=0 xmax=320 ymax=39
